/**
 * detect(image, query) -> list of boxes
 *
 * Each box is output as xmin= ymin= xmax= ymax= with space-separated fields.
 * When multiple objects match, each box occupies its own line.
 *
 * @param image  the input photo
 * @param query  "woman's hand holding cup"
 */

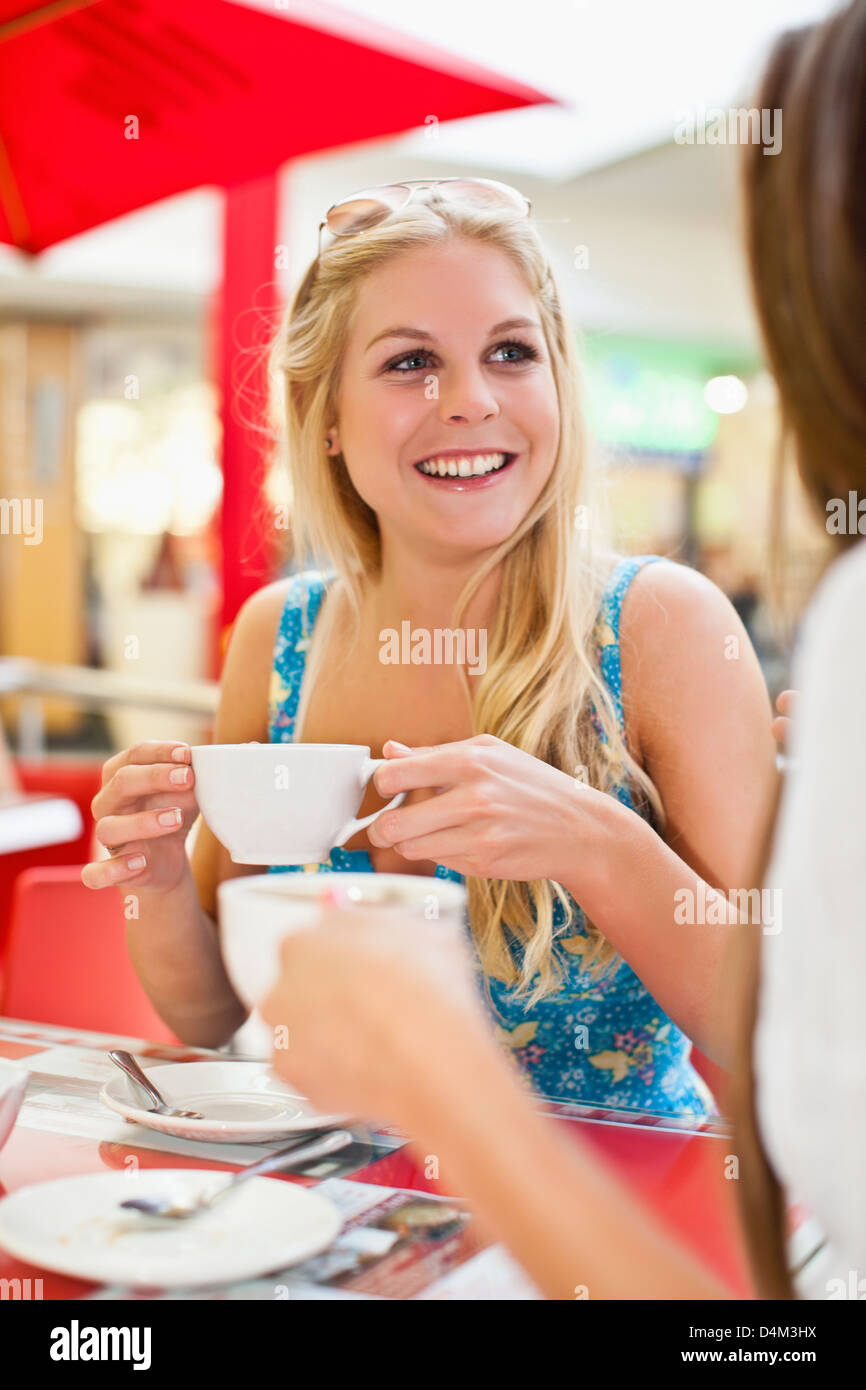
xmin=81 ymin=741 xmax=199 ymax=893
xmin=261 ymin=902 xmax=486 ymax=1122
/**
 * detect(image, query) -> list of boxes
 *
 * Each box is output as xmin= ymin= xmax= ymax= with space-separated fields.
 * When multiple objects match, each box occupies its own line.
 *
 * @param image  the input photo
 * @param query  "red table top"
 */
xmin=0 ymin=1017 xmax=760 ymax=1299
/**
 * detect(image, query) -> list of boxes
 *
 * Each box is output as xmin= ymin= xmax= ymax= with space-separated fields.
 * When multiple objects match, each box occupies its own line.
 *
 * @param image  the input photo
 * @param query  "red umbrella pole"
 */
xmin=216 ymin=171 xmax=281 ymax=669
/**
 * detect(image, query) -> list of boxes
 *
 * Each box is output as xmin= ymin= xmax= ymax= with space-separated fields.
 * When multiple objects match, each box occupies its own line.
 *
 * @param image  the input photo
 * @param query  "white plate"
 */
xmin=100 ymin=1061 xmax=351 ymax=1143
xmin=0 ymin=1170 xmax=340 ymax=1289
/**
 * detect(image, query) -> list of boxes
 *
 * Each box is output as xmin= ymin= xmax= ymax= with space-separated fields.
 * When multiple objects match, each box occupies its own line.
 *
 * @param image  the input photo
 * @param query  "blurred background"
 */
xmin=0 ymin=0 xmax=836 ymax=797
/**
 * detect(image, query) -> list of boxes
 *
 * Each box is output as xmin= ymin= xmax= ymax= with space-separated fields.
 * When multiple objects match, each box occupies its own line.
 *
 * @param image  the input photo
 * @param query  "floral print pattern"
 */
xmin=265 ymin=560 xmax=716 ymax=1117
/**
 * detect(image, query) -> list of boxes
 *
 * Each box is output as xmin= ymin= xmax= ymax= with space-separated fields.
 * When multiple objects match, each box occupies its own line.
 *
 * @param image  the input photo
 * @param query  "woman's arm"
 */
xmin=556 ymin=561 xmax=777 ymax=1065
xmin=400 ymin=1014 xmax=732 ymax=1300
xmin=366 ymin=560 xmax=776 ymax=1065
xmin=370 ymin=562 xmax=776 ymax=1064
xmin=262 ymin=911 xmax=734 ymax=1301
xmin=624 ymin=563 xmax=777 ymax=1057
xmin=122 ymin=581 xmax=288 ymax=1046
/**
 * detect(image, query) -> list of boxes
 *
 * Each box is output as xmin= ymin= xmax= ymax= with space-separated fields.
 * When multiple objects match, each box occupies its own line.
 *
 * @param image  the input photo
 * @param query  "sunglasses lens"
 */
xmin=436 ymin=179 xmax=528 ymax=213
xmin=321 ymin=180 xmax=529 ymax=253
xmin=326 ymin=185 xmax=410 ymax=236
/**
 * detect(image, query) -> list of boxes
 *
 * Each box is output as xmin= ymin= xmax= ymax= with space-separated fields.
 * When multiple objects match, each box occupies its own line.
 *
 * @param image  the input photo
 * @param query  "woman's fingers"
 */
xmin=85 ymin=743 xmax=197 ymax=893
xmin=771 ymin=690 xmax=798 ymax=748
xmin=367 ymin=786 xmax=462 ymax=847
xmin=94 ymin=806 xmax=186 ymax=854
xmin=80 ymin=851 xmax=149 ymax=890
xmin=373 ymin=741 xmax=484 ymax=797
xmin=99 ymin=740 xmax=190 ymax=790
xmin=91 ymin=757 xmax=195 ymax=818
xmin=771 ymin=715 xmax=793 ymax=746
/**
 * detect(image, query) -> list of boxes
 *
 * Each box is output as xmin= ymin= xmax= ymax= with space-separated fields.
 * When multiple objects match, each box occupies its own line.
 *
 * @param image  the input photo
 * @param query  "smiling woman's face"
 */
xmin=327 ymin=238 xmax=560 ymax=560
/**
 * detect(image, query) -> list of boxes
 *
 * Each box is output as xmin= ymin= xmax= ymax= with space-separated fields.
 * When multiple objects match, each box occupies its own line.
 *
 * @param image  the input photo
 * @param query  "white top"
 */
xmin=754 ymin=538 xmax=866 ymax=1299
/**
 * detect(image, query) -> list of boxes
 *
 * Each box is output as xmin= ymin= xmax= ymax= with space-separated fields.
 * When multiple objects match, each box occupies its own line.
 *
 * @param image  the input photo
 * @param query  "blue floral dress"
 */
xmin=266 ymin=557 xmax=716 ymax=1117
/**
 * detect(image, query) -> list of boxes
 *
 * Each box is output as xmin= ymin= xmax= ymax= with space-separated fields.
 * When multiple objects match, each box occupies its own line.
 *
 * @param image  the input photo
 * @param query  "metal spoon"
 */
xmin=118 ymin=1129 xmax=354 ymax=1219
xmin=108 ymin=1050 xmax=205 ymax=1120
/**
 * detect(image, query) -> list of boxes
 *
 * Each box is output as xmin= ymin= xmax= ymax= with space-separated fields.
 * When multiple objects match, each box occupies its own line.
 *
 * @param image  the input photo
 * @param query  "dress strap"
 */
xmin=596 ymin=554 xmax=665 ymax=734
xmin=292 ymin=568 xmax=333 ymax=642
xmin=268 ymin=569 xmax=335 ymax=742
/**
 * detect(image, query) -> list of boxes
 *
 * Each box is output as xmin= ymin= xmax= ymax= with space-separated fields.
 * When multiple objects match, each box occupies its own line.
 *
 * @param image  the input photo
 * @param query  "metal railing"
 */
xmin=0 ymin=658 xmax=219 ymax=758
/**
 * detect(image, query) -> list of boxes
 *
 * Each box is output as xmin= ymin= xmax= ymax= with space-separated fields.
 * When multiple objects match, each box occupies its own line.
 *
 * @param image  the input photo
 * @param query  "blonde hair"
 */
xmin=268 ymin=191 xmax=664 ymax=1001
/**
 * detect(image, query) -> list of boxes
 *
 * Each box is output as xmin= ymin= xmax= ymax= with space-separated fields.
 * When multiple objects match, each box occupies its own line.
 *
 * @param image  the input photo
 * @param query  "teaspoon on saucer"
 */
xmin=108 ymin=1050 xmax=205 ymax=1120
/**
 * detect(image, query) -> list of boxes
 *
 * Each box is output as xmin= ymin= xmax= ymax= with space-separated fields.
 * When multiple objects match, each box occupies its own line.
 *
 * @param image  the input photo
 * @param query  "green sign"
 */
xmin=580 ymin=335 xmax=756 ymax=460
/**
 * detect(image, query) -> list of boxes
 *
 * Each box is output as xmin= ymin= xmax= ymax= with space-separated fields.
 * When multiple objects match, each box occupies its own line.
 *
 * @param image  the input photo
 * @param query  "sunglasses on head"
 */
xmin=317 ymin=178 xmax=532 ymax=257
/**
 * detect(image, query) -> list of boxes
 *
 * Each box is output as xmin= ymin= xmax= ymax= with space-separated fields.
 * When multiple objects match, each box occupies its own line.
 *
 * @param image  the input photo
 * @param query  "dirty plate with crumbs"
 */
xmin=0 ymin=1171 xmax=340 ymax=1288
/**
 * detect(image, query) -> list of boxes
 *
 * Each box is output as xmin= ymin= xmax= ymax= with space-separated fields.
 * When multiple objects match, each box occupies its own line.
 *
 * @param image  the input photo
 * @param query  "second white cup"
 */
xmin=218 ymin=871 xmax=468 ymax=1057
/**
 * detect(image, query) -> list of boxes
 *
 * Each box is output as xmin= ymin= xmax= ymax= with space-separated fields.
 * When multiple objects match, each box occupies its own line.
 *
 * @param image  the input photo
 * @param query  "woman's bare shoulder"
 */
xmin=617 ymin=558 xmax=766 ymax=760
xmin=221 ymin=571 xmax=340 ymax=722
xmin=239 ymin=577 xmax=294 ymax=627
xmin=237 ymin=570 xmax=339 ymax=640
xmin=591 ymin=551 xmax=719 ymax=627
xmin=619 ymin=557 xmax=737 ymax=657
xmin=217 ymin=580 xmax=296 ymax=735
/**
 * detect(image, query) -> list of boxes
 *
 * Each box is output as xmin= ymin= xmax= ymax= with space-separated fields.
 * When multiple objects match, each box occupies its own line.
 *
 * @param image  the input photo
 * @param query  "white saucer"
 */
xmin=0 ymin=1170 xmax=341 ymax=1289
xmin=100 ymin=1061 xmax=351 ymax=1143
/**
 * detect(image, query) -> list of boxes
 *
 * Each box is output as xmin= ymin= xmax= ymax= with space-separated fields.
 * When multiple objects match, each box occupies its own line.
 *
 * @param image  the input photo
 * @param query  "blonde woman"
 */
xmin=83 ymin=179 xmax=775 ymax=1115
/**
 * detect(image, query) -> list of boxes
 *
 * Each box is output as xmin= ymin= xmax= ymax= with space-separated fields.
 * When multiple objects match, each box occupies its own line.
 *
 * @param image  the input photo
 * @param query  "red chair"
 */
xmin=1 ymin=865 xmax=179 ymax=1043
xmin=0 ymin=759 xmax=104 ymax=963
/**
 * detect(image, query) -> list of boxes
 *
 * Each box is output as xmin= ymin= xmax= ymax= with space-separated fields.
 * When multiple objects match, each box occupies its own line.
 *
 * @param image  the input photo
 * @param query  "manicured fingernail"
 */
xmin=127 ymin=855 xmax=146 ymax=871
xmin=171 ymin=746 xmax=189 ymax=762
xmin=169 ymin=766 xmax=189 ymax=784
xmin=387 ymin=740 xmax=411 ymax=752
xmin=158 ymin=807 xmax=182 ymax=826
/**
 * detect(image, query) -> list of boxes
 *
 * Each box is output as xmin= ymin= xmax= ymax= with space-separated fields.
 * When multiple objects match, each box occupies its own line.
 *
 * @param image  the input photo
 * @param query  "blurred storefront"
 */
xmin=77 ymin=322 xmax=221 ymax=746
xmin=582 ymin=332 xmax=831 ymax=693
xmin=0 ymin=313 xmax=222 ymax=749
xmin=0 ymin=320 xmax=85 ymax=739
xmin=0 ymin=309 xmax=832 ymax=754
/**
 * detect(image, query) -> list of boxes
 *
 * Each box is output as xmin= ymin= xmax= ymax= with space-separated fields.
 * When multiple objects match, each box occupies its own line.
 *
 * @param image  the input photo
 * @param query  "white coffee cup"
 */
xmin=218 ymin=872 xmax=468 ymax=1057
xmin=190 ymin=743 xmax=408 ymax=865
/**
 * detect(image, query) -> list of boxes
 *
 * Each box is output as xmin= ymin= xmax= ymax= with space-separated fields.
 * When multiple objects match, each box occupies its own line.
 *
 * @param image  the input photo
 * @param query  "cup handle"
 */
xmin=332 ymin=757 xmax=408 ymax=848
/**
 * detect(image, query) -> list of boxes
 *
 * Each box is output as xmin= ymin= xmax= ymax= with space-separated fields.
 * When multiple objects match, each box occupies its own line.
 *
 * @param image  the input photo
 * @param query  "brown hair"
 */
xmin=734 ymin=0 xmax=866 ymax=1297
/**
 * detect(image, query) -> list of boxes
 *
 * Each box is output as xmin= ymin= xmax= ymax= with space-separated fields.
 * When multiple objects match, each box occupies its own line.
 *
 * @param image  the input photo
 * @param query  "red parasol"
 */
xmin=0 ymin=0 xmax=558 ymax=652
